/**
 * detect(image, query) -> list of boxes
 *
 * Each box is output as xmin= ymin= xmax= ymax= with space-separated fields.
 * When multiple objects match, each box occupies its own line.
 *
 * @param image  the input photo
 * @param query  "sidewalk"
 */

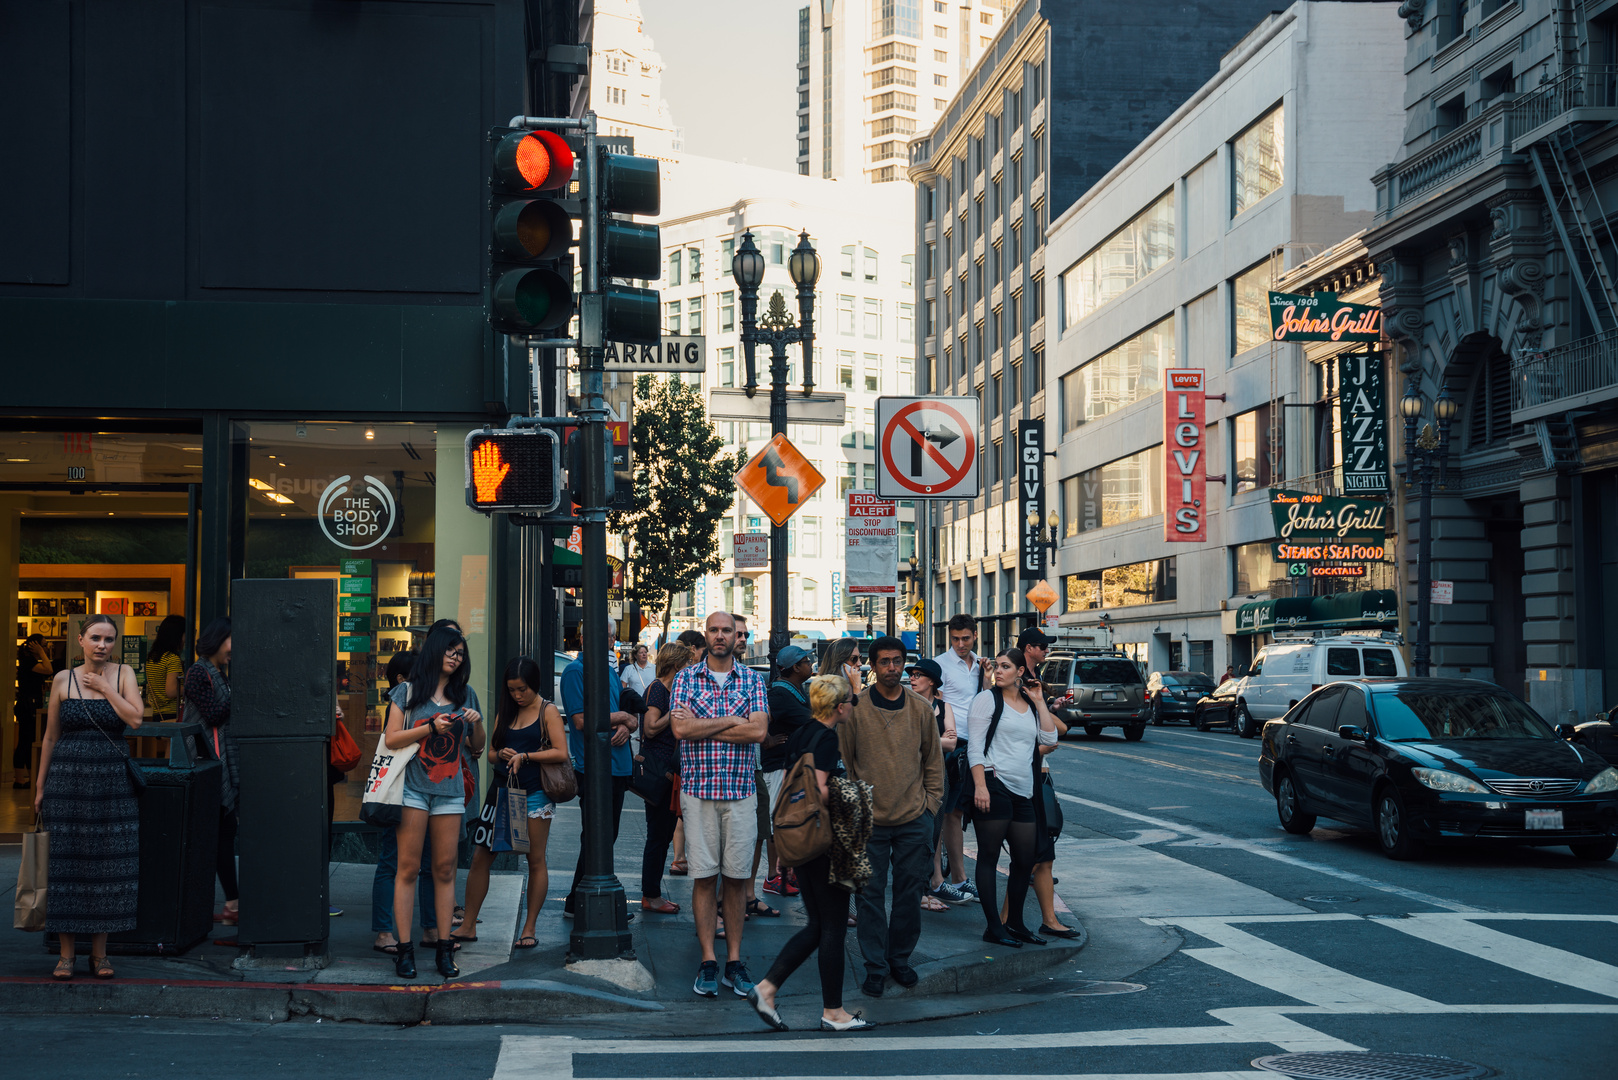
xmin=0 ymin=847 xmax=1084 ymax=1026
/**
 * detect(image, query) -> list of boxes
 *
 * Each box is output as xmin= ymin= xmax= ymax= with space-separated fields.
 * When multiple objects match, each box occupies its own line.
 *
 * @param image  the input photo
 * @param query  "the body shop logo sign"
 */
xmin=318 ymin=475 xmax=396 ymax=551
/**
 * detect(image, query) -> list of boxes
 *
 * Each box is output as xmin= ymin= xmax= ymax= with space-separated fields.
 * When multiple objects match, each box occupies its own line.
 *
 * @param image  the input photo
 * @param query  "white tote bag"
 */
xmin=360 ymin=736 xmax=418 ymax=826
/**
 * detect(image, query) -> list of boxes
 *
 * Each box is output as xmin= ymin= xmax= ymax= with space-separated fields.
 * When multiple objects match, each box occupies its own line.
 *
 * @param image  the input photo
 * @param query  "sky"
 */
xmin=638 ymin=0 xmax=801 ymax=172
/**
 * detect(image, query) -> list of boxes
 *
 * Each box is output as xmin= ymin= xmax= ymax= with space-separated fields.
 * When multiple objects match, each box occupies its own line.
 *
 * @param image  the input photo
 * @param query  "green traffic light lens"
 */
xmin=495 ymin=268 xmax=572 ymax=331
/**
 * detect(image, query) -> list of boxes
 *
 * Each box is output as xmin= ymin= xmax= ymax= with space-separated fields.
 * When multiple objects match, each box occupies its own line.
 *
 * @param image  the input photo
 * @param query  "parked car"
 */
xmin=1193 ymin=677 xmax=1254 ymax=737
xmin=1146 ymin=671 xmax=1218 ymax=726
xmin=1217 ymin=635 xmax=1408 ymax=736
xmin=1040 ymin=652 xmax=1147 ymax=741
xmin=1567 ymin=713 xmax=1618 ymax=763
xmin=1258 ymin=678 xmax=1618 ymax=861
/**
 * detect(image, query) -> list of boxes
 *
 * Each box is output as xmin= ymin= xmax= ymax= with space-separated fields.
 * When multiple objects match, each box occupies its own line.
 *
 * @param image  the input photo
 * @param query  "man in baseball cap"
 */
xmin=1015 ymin=626 xmax=1052 ymax=670
xmin=760 ymin=644 xmax=816 ymax=897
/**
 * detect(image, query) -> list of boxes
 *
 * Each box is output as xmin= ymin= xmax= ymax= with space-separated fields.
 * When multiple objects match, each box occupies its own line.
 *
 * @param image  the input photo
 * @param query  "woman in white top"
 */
xmin=621 ymin=644 xmax=656 ymax=699
xmin=966 ymin=646 xmax=1057 ymax=948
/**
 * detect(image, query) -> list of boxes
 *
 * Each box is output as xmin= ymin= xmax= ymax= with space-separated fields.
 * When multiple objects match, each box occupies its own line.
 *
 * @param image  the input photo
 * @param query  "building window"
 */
xmin=874 ymin=0 xmax=922 ymax=40
xmin=838 ymin=295 xmax=856 ymax=335
xmin=1058 ymin=189 xmax=1175 ymax=329
xmin=1232 ymin=104 xmax=1284 ymax=215
xmin=900 ymin=254 xmax=914 ymax=287
xmin=841 ymin=246 xmax=856 ymax=278
xmin=720 ymin=291 xmax=735 ymax=332
xmin=665 ymin=299 xmax=681 ymax=335
xmin=719 ymin=347 xmax=735 ymax=387
xmin=1063 ymin=558 xmax=1176 ymax=612
xmin=898 ymin=302 xmax=914 ymax=344
xmin=934 ymin=48 xmax=948 ymax=61
xmin=1233 ymin=403 xmax=1283 ymax=492
xmin=872 ymin=91 xmax=918 ymax=112
xmin=666 ymin=250 xmax=682 ymax=287
xmin=838 ymin=352 xmax=855 ymax=388
xmin=1231 ymin=262 xmax=1272 ymax=355
xmin=1232 ymin=541 xmax=1283 ymax=596
xmin=989 ymin=372 xmax=1001 ymax=414
xmin=720 ymin=237 xmax=735 ymax=266
xmin=864 ymin=298 xmax=882 ymax=338
xmin=1060 ymin=445 xmax=1164 ymax=536
xmin=1060 ymin=316 xmax=1174 ymax=432
xmin=864 ymin=247 xmax=880 ymax=281
xmin=687 ymin=246 xmax=702 ymax=281
xmin=864 ymin=353 xmax=881 ymax=392
xmin=687 ymin=296 xmax=703 ymax=335
xmin=1009 ymin=359 xmax=1022 ymax=404
xmin=934 ymin=73 xmax=948 ymax=87
xmin=934 ymin=25 xmax=948 ymax=38
xmin=980 ymin=11 xmax=994 ymax=23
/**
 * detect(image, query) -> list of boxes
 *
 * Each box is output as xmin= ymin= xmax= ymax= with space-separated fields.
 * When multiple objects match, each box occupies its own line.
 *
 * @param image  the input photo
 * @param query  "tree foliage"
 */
xmin=609 ymin=375 xmax=745 ymax=634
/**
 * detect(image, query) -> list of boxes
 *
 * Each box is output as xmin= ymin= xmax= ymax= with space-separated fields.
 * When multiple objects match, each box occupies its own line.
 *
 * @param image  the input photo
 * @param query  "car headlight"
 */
xmin=1585 ymin=767 xmax=1618 ymax=794
xmin=1410 ymin=767 xmax=1489 ymax=794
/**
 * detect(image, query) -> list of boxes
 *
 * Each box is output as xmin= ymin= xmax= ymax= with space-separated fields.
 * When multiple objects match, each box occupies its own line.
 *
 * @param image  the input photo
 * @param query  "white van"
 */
xmin=1232 ymin=635 xmax=1406 ymax=732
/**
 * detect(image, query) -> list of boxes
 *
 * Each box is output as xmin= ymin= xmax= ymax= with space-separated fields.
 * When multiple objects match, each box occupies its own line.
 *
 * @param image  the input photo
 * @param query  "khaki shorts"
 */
xmin=680 ymin=790 xmax=759 ymax=879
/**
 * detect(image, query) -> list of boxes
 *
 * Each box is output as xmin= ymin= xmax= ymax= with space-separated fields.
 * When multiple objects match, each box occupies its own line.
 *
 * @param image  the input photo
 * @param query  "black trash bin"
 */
xmin=111 ymin=722 xmax=222 ymax=954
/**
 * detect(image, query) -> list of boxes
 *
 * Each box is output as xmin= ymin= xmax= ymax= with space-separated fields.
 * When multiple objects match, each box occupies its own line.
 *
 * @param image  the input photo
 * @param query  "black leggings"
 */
xmin=641 ymin=798 xmax=679 ymax=899
xmin=762 ymin=854 xmax=848 ymax=1009
xmin=217 ymin=809 xmax=240 ymax=903
xmin=973 ymin=780 xmax=1037 ymax=936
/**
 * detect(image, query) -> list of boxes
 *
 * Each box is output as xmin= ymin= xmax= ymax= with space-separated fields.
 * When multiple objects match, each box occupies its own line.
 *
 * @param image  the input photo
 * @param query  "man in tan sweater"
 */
xmin=839 ymin=635 xmax=945 ymax=997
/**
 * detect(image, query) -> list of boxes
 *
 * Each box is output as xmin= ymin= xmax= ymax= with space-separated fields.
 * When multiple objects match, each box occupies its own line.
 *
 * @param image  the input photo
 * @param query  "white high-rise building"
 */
xmin=591 ymin=0 xmax=682 ymax=158
xmin=798 ymin=0 xmax=1012 ymax=183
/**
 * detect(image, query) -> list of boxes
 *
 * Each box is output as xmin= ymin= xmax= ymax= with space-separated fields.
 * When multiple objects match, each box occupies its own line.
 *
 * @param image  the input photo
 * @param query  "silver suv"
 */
xmin=1040 ymin=651 xmax=1147 ymax=742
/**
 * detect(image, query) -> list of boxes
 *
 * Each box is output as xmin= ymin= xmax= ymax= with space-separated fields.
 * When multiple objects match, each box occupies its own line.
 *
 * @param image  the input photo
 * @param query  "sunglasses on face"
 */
xmin=847 ymin=693 xmax=859 ymax=707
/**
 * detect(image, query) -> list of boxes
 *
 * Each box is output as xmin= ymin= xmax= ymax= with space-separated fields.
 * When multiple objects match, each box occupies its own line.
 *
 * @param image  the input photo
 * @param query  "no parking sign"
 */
xmin=875 ymin=396 xmax=981 ymax=500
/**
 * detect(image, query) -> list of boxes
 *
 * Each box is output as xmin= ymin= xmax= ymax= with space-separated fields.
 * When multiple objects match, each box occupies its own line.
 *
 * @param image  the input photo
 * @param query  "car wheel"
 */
xmin=1236 ymin=703 xmax=1257 ymax=739
xmin=1195 ymin=712 xmax=1209 ymax=732
xmin=1275 ymin=771 xmax=1316 ymax=835
xmin=1149 ymin=700 xmax=1163 ymax=726
xmin=1570 ymin=839 xmax=1618 ymax=861
xmin=1085 ymin=725 xmax=1103 ymax=739
xmin=1124 ymin=723 xmax=1145 ymax=742
xmin=1375 ymin=785 xmax=1425 ymax=861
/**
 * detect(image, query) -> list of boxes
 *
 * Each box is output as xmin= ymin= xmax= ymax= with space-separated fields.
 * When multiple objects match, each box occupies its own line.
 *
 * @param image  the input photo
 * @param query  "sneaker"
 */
xmin=932 ymin=881 xmax=970 ymax=904
xmin=692 ymin=960 xmax=720 ymax=997
xmin=762 ymin=874 xmax=800 ymax=897
xmin=328 ymin=904 xmax=344 ymax=917
xmin=953 ymin=879 xmax=978 ymax=900
xmin=722 ymin=960 xmax=756 ymax=997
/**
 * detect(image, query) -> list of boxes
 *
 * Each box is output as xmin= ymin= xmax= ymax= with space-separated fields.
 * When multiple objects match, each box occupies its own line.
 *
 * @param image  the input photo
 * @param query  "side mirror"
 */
xmin=1337 ymin=725 xmax=1368 ymax=742
xmin=1555 ymin=723 xmax=1577 ymax=740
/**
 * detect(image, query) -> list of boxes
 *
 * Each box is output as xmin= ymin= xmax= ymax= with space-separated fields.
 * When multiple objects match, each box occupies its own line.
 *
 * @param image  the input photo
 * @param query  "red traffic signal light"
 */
xmin=493 ymin=130 xmax=574 ymax=192
xmin=464 ymin=428 xmax=561 ymax=514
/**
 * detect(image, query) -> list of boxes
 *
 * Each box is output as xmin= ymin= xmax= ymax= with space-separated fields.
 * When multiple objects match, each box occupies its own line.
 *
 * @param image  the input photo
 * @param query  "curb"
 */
xmin=900 ymin=924 xmax=1088 ymax=997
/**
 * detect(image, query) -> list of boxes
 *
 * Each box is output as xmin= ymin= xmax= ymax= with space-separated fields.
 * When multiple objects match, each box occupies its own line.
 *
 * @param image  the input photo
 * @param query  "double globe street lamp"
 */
xmin=1399 ymin=379 xmax=1458 ymax=678
xmin=731 ymin=230 xmax=819 ymax=669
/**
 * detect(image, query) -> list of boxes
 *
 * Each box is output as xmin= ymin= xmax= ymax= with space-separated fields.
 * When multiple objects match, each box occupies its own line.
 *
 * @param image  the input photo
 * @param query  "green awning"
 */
xmin=1233 ymin=589 xmax=1399 ymax=636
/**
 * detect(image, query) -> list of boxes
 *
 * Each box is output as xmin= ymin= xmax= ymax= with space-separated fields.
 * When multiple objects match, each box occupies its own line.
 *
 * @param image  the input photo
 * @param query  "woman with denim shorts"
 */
xmin=459 ymin=656 xmax=568 ymax=950
xmin=383 ymin=626 xmax=484 ymax=979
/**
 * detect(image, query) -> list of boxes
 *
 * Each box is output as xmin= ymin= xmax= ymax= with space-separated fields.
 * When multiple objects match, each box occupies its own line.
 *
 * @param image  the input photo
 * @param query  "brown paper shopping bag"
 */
xmin=14 ymin=822 xmax=48 ymax=931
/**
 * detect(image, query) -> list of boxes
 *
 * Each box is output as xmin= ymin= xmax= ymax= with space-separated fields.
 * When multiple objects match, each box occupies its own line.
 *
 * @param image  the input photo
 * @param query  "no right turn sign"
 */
xmin=876 ymin=396 xmax=981 ymax=500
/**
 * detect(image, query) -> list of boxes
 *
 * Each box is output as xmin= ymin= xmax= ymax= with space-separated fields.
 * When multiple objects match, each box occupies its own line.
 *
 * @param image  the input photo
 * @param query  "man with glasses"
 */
xmin=841 ymin=635 xmax=944 ymax=997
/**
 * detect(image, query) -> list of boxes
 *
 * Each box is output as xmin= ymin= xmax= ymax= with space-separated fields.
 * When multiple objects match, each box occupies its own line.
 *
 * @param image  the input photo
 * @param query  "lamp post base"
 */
xmin=568 ymin=875 xmax=633 ymax=961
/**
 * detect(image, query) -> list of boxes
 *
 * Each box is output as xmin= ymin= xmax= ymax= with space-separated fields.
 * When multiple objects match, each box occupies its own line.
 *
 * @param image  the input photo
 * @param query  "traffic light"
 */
xmin=588 ymin=151 xmax=662 ymax=345
xmin=464 ymin=428 xmax=562 ymax=513
xmin=488 ymin=127 xmax=579 ymax=336
xmin=565 ymin=426 xmax=615 ymax=510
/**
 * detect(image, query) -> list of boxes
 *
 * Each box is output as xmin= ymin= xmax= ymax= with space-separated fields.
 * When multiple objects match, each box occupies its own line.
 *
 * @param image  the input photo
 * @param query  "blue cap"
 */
xmin=776 ymin=645 xmax=812 ymax=669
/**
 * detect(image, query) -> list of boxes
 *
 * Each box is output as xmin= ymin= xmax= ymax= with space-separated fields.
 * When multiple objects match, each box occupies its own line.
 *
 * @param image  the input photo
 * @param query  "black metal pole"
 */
xmin=769 ymin=338 xmax=789 ymax=672
xmin=572 ymin=120 xmax=630 ymax=960
xmin=1414 ymin=462 xmax=1433 ymax=678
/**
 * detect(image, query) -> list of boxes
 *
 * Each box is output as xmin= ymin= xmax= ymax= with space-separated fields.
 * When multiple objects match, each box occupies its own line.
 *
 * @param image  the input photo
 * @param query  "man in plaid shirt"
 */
xmin=671 ymin=611 xmax=767 ymax=999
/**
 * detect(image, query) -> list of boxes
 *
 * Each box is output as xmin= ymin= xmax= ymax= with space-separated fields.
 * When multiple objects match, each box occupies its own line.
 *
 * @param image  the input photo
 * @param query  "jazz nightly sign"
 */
xmin=1338 ymin=353 xmax=1389 ymax=493
xmin=1268 ymin=291 xmax=1382 ymax=343
xmin=1163 ymin=369 xmax=1207 ymax=543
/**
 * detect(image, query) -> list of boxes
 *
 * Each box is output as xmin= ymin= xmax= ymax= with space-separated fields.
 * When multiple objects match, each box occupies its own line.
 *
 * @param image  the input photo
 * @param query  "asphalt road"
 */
xmin=12 ymin=721 xmax=1617 ymax=1079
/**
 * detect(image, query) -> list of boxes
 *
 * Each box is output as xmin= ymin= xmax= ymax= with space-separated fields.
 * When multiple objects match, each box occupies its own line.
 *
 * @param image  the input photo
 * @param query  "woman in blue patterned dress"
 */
xmin=34 ymin=614 xmax=146 ymax=980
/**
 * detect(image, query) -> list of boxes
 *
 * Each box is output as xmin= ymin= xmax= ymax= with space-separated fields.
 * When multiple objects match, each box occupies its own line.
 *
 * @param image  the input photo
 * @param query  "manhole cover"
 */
xmin=1303 ymin=895 xmax=1359 ymax=903
xmin=1253 ymin=1051 xmax=1491 ymax=1080
xmin=1062 ymin=980 xmax=1147 ymax=996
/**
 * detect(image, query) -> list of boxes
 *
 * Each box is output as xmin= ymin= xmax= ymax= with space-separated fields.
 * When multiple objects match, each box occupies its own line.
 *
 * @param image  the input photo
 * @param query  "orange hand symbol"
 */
xmin=472 ymin=441 xmax=511 ymax=503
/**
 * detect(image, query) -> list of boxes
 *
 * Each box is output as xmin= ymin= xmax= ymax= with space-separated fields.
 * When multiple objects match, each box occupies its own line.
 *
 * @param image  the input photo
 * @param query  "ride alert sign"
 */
xmin=845 ymin=492 xmax=899 ymax=598
xmin=1163 ymin=369 xmax=1207 ymax=543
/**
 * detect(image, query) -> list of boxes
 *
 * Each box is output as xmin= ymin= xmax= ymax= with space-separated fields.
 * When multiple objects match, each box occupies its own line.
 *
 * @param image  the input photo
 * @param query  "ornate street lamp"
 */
xmin=732 ymin=230 xmax=819 ymax=669
xmin=1400 ymin=379 xmax=1457 ymax=677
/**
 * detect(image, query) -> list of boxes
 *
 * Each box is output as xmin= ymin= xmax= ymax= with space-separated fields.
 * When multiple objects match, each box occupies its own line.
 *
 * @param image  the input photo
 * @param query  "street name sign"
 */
xmin=876 ymin=395 xmax=980 ymax=499
xmin=708 ymin=389 xmax=848 ymax=426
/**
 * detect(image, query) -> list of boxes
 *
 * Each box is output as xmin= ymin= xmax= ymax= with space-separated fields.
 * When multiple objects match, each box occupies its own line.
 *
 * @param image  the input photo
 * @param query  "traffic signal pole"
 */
xmin=572 ymin=116 xmax=632 ymax=960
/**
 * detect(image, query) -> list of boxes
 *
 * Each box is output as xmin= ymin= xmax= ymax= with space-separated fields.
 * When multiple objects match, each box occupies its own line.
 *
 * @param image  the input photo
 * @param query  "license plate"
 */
xmin=1525 ymin=809 xmax=1564 ymax=830
xmin=1098 ymin=692 xmax=1118 ymax=700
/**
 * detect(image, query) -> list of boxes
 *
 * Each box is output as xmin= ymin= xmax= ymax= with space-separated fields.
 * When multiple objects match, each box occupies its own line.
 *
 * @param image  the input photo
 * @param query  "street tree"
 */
xmin=610 ymin=374 xmax=745 ymax=638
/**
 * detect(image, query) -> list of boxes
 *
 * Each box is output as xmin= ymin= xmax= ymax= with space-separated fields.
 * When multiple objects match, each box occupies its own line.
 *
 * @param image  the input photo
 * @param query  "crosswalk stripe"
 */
xmin=1375 ymin=914 xmax=1618 ymax=999
xmin=1165 ymin=917 xmax=1440 ymax=1010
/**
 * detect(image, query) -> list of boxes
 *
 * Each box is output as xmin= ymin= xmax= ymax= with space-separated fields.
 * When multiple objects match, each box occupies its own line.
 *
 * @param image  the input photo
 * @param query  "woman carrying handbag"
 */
xmin=635 ymin=642 xmax=694 ymax=915
xmin=459 ymin=657 xmax=569 ymax=951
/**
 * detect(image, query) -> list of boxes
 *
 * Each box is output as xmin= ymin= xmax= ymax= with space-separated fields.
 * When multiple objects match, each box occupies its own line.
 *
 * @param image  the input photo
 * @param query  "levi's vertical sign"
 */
xmin=1018 ymin=419 xmax=1045 ymax=581
xmin=1337 ymin=352 xmax=1389 ymax=493
xmin=1165 ymin=369 xmax=1207 ymax=542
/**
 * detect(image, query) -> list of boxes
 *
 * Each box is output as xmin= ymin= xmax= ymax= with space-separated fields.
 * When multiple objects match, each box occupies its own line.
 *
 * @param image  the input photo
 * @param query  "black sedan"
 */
xmin=1257 ymin=678 xmax=1618 ymax=861
xmin=1146 ymin=671 xmax=1218 ymax=726
xmin=1193 ymin=678 xmax=1259 ymax=737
